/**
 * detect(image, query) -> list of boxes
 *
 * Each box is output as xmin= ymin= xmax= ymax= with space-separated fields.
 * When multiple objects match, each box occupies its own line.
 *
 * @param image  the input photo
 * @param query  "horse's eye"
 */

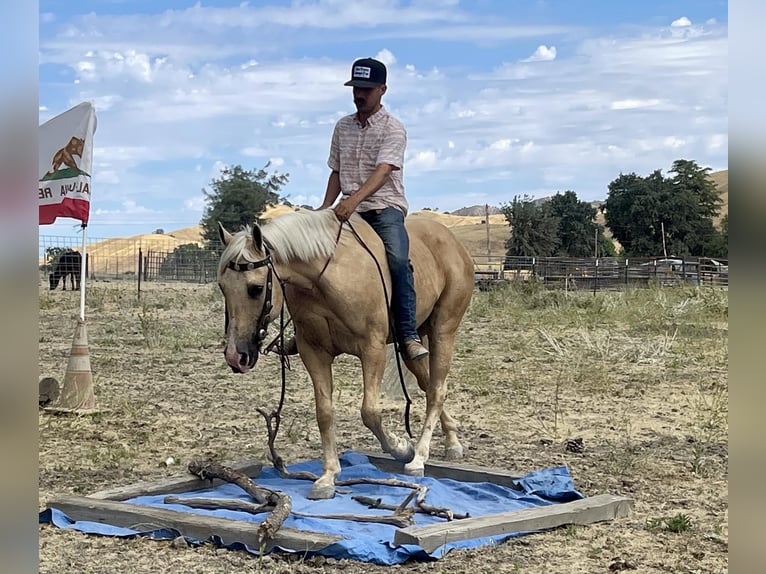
xmin=247 ymin=284 xmax=263 ymax=299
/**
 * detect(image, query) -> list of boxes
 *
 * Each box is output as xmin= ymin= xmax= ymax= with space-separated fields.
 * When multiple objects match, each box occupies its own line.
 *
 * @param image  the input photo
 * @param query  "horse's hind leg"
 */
xmin=405 ymin=348 xmax=463 ymax=462
xmin=403 ymin=331 xmax=463 ymax=475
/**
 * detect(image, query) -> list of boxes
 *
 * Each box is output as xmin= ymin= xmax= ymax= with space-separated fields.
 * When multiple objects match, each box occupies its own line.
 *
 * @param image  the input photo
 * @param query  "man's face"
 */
xmin=353 ymin=85 xmax=385 ymax=114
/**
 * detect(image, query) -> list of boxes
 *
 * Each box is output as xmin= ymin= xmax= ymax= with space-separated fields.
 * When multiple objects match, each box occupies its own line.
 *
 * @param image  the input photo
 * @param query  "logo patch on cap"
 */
xmin=353 ymin=66 xmax=372 ymax=79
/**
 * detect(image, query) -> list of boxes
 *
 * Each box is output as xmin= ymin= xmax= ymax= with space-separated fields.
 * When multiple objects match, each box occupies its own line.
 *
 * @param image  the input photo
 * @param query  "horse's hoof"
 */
xmin=445 ymin=444 xmax=464 ymax=461
xmin=390 ymin=442 xmax=415 ymax=464
xmin=307 ymin=483 xmax=335 ymax=500
xmin=403 ymin=462 xmax=425 ymax=477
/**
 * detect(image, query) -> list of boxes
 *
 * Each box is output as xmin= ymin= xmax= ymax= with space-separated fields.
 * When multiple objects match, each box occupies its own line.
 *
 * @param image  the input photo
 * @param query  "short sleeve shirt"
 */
xmin=328 ymin=106 xmax=408 ymax=215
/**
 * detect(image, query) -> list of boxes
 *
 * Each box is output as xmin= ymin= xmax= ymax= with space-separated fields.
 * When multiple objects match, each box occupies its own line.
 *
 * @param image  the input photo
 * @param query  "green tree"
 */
xmin=501 ymin=195 xmax=560 ymax=257
xmin=159 ymin=243 xmax=218 ymax=281
xmin=602 ymin=160 xmax=722 ymax=257
xmin=547 ymin=191 xmax=611 ymax=257
xmin=199 ymin=164 xmax=289 ymax=247
xmin=597 ymin=226 xmax=619 ymax=257
xmin=663 ymin=159 xmax=722 ymax=256
xmin=703 ymin=213 xmax=728 ymax=258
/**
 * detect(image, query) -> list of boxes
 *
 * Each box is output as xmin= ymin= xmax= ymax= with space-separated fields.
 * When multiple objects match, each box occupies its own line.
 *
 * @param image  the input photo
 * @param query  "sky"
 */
xmin=38 ymin=0 xmax=728 ymax=240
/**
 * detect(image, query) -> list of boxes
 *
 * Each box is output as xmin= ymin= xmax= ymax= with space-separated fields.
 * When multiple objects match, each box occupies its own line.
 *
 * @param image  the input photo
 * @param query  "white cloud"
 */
xmin=38 ymin=3 xmax=727 ymax=229
xmin=523 ymin=45 xmax=557 ymax=62
xmin=407 ymin=149 xmax=439 ymax=171
xmin=375 ymin=49 xmax=397 ymax=66
xmin=671 ymin=17 xmax=692 ymax=27
xmin=489 ymin=139 xmax=513 ymax=150
xmin=610 ymin=99 xmax=661 ymax=110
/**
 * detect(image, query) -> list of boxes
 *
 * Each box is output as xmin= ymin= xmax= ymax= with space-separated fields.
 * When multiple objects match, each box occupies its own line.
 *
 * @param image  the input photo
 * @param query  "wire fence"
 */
xmin=472 ymin=255 xmax=729 ymax=291
xmin=40 ymin=234 xmax=728 ymax=292
xmin=39 ymin=234 xmax=225 ymax=284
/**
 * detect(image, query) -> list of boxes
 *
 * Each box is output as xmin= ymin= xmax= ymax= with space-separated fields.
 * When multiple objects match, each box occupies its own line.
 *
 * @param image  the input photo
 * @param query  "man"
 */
xmin=317 ymin=57 xmax=428 ymax=361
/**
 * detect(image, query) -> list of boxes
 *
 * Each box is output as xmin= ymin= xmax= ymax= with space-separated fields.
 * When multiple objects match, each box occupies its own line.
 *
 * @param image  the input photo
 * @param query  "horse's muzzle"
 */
xmin=223 ymin=343 xmax=258 ymax=374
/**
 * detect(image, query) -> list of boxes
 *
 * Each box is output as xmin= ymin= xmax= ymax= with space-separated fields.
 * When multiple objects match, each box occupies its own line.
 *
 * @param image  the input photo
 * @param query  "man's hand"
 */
xmin=333 ymin=196 xmax=358 ymax=221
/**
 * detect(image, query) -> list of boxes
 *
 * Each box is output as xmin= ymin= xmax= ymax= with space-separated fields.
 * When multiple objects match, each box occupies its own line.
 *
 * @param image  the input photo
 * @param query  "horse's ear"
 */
xmin=218 ymin=221 xmax=233 ymax=246
xmin=252 ymin=224 xmax=263 ymax=252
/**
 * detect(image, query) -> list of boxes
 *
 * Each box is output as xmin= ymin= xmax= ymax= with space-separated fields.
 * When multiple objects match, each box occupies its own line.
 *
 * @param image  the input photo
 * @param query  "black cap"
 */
xmin=344 ymin=58 xmax=387 ymax=88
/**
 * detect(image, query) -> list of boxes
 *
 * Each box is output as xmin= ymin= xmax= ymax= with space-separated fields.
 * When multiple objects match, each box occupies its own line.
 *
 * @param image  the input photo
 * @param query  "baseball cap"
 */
xmin=344 ymin=58 xmax=387 ymax=88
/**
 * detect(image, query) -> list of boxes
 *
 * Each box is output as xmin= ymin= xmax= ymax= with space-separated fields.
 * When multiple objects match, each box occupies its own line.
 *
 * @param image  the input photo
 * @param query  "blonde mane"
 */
xmin=218 ymin=209 xmax=358 ymax=279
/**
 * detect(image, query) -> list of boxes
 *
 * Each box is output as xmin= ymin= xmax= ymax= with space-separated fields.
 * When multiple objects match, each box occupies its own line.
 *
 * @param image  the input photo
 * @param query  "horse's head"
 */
xmin=48 ymin=272 xmax=59 ymax=290
xmin=217 ymin=222 xmax=284 ymax=374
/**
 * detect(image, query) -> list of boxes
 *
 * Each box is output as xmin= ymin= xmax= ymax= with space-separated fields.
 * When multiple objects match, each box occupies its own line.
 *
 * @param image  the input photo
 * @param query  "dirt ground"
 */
xmin=38 ymin=280 xmax=728 ymax=573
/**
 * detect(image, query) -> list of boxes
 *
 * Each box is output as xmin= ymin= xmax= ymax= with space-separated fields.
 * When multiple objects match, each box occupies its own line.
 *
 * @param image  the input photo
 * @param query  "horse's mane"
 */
xmin=218 ymin=209 xmax=360 ymax=279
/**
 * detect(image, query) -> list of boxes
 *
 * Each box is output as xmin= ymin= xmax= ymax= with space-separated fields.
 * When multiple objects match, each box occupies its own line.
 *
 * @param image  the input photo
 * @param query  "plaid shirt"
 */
xmin=328 ymin=106 xmax=409 ymax=215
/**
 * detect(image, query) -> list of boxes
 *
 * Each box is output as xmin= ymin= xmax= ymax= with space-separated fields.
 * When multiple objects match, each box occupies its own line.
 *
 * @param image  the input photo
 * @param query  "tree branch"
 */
xmin=187 ymin=459 xmax=291 ymax=542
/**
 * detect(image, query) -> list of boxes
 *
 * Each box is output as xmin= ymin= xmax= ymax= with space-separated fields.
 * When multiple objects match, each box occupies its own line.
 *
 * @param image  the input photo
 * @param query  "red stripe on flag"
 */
xmin=39 ymin=197 xmax=90 ymax=225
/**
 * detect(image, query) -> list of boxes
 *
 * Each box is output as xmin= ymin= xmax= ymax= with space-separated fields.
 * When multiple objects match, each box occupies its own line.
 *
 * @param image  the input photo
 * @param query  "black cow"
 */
xmin=49 ymin=250 xmax=82 ymax=291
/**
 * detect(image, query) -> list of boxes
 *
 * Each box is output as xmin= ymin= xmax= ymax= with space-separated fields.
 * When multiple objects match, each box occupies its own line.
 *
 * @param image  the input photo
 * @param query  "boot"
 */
xmin=402 ymin=339 xmax=428 ymax=361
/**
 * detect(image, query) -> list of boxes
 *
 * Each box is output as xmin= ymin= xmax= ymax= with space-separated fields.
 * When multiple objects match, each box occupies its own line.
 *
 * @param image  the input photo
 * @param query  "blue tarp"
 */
xmin=40 ymin=451 xmax=583 ymax=564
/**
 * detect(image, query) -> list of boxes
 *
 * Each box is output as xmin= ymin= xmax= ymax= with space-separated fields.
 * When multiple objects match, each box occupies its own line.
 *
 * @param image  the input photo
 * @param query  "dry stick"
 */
xmin=164 ymin=495 xmax=271 ymax=515
xmin=163 ymin=495 xmax=415 ymax=527
xmin=414 ymin=484 xmax=459 ymax=521
xmin=187 ymin=459 xmax=291 ymax=543
xmin=353 ymin=495 xmax=471 ymax=521
xmin=291 ymin=509 xmax=414 ymax=528
xmin=257 ymin=410 xmax=465 ymax=522
xmin=395 ymin=488 xmax=420 ymax=514
xmin=256 ymin=389 xmax=463 ymax=523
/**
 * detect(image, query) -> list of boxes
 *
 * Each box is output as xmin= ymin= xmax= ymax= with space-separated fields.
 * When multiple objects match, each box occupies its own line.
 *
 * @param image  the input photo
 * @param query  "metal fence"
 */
xmin=473 ymin=255 xmax=729 ymax=291
xmin=40 ymin=234 xmax=728 ymax=292
xmin=39 ymin=234 xmax=225 ymax=284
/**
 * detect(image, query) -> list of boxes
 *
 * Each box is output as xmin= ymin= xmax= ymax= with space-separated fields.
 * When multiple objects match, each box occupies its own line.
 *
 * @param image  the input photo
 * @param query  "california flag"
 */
xmin=39 ymin=101 xmax=98 ymax=225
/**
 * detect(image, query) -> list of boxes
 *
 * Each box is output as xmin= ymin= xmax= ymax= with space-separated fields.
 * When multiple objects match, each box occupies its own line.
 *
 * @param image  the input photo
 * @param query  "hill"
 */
xmin=449 ymin=205 xmax=503 ymax=217
xmin=80 ymin=169 xmax=727 ymax=274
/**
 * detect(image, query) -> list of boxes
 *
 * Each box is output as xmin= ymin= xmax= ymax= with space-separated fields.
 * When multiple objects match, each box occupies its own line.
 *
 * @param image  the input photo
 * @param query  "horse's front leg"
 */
xmin=300 ymin=347 xmax=340 ymax=499
xmin=360 ymin=347 xmax=414 ymax=464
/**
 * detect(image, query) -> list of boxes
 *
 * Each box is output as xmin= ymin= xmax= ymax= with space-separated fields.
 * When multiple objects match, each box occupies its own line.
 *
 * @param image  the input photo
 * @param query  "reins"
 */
xmin=223 ymin=217 xmax=415 ymax=445
xmin=343 ymin=218 xmax=414 ymax=439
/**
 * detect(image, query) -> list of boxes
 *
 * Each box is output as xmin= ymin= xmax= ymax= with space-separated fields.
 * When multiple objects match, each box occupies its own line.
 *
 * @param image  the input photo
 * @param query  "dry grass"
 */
xmin=39 ymin=280 xmax=727 ymax=573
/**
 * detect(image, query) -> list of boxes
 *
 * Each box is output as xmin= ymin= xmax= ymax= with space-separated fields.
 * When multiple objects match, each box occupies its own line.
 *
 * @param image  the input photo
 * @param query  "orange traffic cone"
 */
xmin=53 ymin=319 xmax=96 ymax=412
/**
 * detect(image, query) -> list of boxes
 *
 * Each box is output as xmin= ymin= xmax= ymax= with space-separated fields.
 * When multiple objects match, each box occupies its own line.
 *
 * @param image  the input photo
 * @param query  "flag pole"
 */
xmin=79 ymin=223 xmax=87 ymax=321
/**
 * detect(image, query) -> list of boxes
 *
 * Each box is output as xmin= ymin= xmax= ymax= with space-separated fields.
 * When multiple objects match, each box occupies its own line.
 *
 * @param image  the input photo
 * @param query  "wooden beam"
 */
xmin=88 ymin=459 xmax=264 ymax=500
xmin=360 ymin=452 xmax=523 ymax=490
xmin=393 ymin=493 xmax=634 ymax=553
xmin=48 ymin=495 xmax=341 ymax=553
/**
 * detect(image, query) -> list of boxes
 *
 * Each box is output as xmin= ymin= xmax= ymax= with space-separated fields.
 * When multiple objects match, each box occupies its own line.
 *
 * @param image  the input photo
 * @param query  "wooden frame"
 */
xmin=45 ymin=453 xmax=633 ymax=556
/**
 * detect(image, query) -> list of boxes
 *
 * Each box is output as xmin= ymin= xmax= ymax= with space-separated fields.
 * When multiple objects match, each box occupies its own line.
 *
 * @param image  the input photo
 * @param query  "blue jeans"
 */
xmin=359 ymin=208 xmax=419 ymax=343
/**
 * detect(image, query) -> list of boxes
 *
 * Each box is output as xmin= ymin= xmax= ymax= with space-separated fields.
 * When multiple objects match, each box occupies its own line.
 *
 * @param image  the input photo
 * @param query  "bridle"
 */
xmin=223 ymin=245 xmax=290 ymax=443
xmin=223 ymin=245 xmax=285 ymax=361
xmin=222 ymin=220 xmax=414 ymax=439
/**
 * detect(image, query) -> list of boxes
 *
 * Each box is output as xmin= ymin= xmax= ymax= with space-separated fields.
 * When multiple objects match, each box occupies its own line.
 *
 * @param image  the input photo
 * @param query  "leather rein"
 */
xmin=223 ymin=221 xmax=414 ymax=438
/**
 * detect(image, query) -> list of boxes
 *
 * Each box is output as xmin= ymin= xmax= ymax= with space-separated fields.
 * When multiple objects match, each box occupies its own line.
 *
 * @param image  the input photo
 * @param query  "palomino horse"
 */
xmin=217 ymin=209 xmax=474 ymax=499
